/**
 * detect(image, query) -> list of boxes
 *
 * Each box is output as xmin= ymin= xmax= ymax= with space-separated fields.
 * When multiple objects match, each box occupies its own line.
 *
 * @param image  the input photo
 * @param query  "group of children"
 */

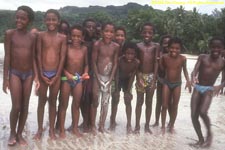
xmin=3 ymin=5 xmax=225 ymax=148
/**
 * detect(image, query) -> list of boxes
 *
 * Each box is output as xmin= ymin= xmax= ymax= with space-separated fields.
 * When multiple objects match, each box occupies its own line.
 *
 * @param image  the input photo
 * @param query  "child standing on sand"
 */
xmin=58 ymin=25 xmax=89 ymax=138
xmin=91 ymin=22 xmax=119 ymax=134
xmin=3 ymin=6 xmax=39 ymax=146
xmin=160 ymin=37 xmax=191 ymax=134
xmin=34 ymin=9 xmax=67 ymax=140
xmin=190 ymin=37 xmax=225 ymax=147
xmin=135 ymin=22 xmax=160 ymax=134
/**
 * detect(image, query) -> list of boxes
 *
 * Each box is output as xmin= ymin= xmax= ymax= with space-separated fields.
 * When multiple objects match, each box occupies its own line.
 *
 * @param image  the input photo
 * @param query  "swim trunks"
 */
xmin=164 ymin=79 xmax=182 ymax=90
xmin=194 ymin=84 xmax=213 ymax=94
xmin=136 ymin=73 xmax=154 ymax=93
xmin=61 ymin=73 xmax=82 ymax=88
xmin=43 ymin=70 xmax=57 ymax=79
xmin=10 ymin=69 xmax=33 ymax=80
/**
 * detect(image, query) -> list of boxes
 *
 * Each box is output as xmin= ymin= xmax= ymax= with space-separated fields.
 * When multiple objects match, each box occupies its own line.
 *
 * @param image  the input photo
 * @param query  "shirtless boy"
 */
xmin=110 ymin=42 xmax=139 ymax=133
xmin=190 ymin=37 xmax=225 ymax=147
xmin=160 ymin=37 xmax=191 ymax=134
xmin=34 ymin=9 xmax=67 ymax=140
xmin=109 ymin=26 xmax=127 ymax=130
xmin=135 ymin=22 xmax=160 ymax=134
xmin=58 ymin=25 xmax=89 ymax=138
xmin=91 ymin=22 xmax=119 ymax=133
xmin=154 ymin=35 xmax=171 ymax=126
xmin=3 ymin=6 xmax=39 ymax=146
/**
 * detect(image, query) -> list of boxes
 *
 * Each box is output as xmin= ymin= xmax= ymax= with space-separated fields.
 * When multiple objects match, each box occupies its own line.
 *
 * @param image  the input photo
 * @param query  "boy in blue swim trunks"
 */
xmin=58 ymin=25 xmax=89 ymax=138
xmin=3 ymin=6 xmax=39 ymax=146
xmin=190 ymin=37 xmax=225 ymax=147
xmin=160 ymin=37 xmax=191 ymax=134
xmin=34 ymin=9 xmax=67 ymax=140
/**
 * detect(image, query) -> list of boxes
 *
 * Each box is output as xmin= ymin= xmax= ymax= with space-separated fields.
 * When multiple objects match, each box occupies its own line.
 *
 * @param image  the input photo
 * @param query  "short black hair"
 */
xmin=115 ymin=26 xmax=126 ymax=37
xmin=82 ymin=18 xmax=96 ymax=27
xmin=140 ymin=22 xmax=154 ymax=32
xmin=160 ymin=35 xmax=172 ymax=45
xmin=70 ymin=24 xmax=84 ymax=35
xmin=209 ymin=36 xmax=225 ymax=47
xmin=44 ymin=9 xmax=60 ymax=20
xmin=102 ymin=22 xmax=115 ymax=30
xmin=168 ymin=37 xmax=183 ymax=48
xmin=17 ymin=5 xmax=34 ymax=22
xmin=123 ymin=42 xmax=138 ymax=54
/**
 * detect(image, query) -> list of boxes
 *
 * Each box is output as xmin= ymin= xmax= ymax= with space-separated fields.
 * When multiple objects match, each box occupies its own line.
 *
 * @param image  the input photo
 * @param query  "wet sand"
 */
xmin=0 ymin=44 xmax=225 ymax=150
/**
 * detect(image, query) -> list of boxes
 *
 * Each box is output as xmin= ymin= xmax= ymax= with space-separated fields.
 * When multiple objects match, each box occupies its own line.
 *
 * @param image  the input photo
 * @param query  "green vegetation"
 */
xmin=0 ymin=3 xmax=224 ymax=54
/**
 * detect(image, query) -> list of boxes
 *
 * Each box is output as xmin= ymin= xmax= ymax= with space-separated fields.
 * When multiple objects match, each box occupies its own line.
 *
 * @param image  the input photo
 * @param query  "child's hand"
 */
xmin=3 ymin=80 xmax=10 ymax=94
xmin=34 ymin=78 xmax=40 ymax=96
xmin=66 ymin=73 xmax=74 ymax=81
xmin=213 ymin=85 xmax=222 ymax=96
xmin=185 ymin=81 xmax=192 ymax=93
xmin=81 ymin=73 xmax=90 ymax=80
xmin=41 ymin=75 xmax=51 ymax=84
xmin=191 ymin=77 xmax=199 ymax=86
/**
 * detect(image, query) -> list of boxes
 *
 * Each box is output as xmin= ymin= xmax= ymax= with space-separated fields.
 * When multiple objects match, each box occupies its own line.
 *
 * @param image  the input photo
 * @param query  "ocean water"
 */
xmin=0 ymin=43 xmax=225 ymax=150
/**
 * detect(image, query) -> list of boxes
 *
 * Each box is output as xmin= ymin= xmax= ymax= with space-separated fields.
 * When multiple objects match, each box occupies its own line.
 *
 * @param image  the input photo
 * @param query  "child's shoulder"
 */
xmin=5 ymin=29 xmax=16 ymax=36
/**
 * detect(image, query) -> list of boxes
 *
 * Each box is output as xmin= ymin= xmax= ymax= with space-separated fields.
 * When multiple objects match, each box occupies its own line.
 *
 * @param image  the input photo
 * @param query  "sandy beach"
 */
xmin=0 ymin=43 xmax=225 ymax=150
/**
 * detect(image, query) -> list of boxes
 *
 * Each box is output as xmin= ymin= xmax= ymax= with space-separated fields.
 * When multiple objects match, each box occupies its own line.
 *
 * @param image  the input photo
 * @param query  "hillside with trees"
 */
xmin=0 ymin=3 xmax=224 ymax=54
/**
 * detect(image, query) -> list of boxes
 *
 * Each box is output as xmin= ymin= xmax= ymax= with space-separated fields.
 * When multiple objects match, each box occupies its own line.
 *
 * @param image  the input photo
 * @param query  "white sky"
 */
xmin=0 ymin=0 xmax=224 ymax=14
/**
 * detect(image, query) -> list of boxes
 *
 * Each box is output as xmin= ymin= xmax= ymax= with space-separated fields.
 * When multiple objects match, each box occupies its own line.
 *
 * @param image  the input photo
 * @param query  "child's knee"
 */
xmin=136 ymin=99 xmax=144 ymax=106
xmin=124 ymin=99 xmax=131 ymax=106
xmin=92 ymin=100 xmax=99 ymax=108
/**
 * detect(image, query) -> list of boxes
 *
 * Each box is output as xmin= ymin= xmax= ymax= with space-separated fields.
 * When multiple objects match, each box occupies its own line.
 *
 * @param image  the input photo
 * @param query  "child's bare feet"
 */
xmin=98 ymin=126 xmax=108 ymax=133
xmin=59 ymin=131 xmax=66 ymax=139
xmin=90 ymin=127 xmax=97 ymax=136
xmin=189 ymin=140 xmax=204 ymax=147
xmin=109 ymin=122 xmax=116 ymax=131
xmin=8 ymin=134 xmax=16 ymax=146
xmin=17 ymin=135 xmax=28 ymax=146
xmin=33 ymin=130 xmax=43 ymax=141
xmin=127 ymin=126 xmax=133 ymax=134
xmin=49 ymin=130 xmax=57 ymax=140
xmin=161 ymin=127 xmax=166 ymax=135
xmin=144 ymin=125 xmax=152 ymax=134
xmin=201 ymin=135 xmax=212 ymax=148
xmin=72 ymin=129 xmax=83 ymax=137
xmin=169 ymin=126 xmax=175 ymax=134
xmin=134 ymin=126 xmax=140 ymax=134
xmin=152 ymin=122 xmax=159 ymax=127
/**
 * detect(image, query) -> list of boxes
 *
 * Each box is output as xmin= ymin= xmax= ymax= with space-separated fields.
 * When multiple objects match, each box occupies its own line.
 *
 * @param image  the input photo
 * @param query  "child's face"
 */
xmin=115 ymin=30 xmax=125 ymax=45
xmin=15 ymin=10 xmax=30 ymax=30
xmin=71 ymin=29 xmax=83 ymax=46
xmin=125 ymin=48 xmax=136 ymax=62
xmin=169 ymin=43 xmax=181 ymax=57
xmin=162 ymin=38 xmax=170 ymax=53
xmin=141 ymin=25 xmax=154 ymax=44
xmin=84 ymin=21 xmax=96 ymax=38
xmin=210 ymin=40 xmax=224 ymax=59
xmin=59 ymin=23 xmax=69 ymax=35
xmin=44 ymin=13 xmax=59 ymax=31
xmin=102 ymin=24 xmax=115 ymax=41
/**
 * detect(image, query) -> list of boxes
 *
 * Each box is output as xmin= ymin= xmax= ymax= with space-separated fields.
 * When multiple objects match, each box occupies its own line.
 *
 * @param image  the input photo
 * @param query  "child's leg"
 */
xmin=8 ymin=75 xmax=22 ymax=145
xmin=109 ymin=91 xmax=120 ymax=130
xmin=71 ymin=83 xmax=83 ymax=137
xmin=16 ymin=77 xmax=33 ymax=145
xmin=48 ymin=78 xmax=61 ymax=139
xmin=169 ymin=86 xmax=181 ymax=133
xmin=161 ymin=85 xmax=170 ymax=133
xmin=99 ymin=90 xmax=111 ymax=133
xmin=124 ymin=92 xmax=132 ymax=133
xmin=58 ymin=83 xmax=70 ymax=138
xmin=34 ymin=80 xmax=48 ymax=140
xmin=145 ymin=88 xmax=155 ymax=133
xmin=135 ymin=91 xmax=144 ymax=133
xmin=154 ymin=81 xmax=163 ymax=126
xmin=90 ymin=78 xmax=99 ymax=134
xmin=191 ymin=90 xmax=204 ymax=145
xmin=200 ymin=92 xmax=213 ymax=147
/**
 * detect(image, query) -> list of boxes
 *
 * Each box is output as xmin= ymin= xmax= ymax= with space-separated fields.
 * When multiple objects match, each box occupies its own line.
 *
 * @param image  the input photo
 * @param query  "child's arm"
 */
xmin=50 ymin=36 xmax=67 ymax=85
xmin=220 ymin=70 xmax=225 ymax=94
xmin=2 ymin=30 xmax=12 ymax=93
xmin=83 ymin=46 xmax=89 ymax=75
xmin=108 ymin=45 xmax=119 ymax=85
xmin=182 ymin=57 xmax=191 ymax=93
xmin=151 ymin=44 xmax=160 ymax=89
xmin=92 ymin=41 xmax=101 ymax=84
xmin=191 ymin=55 xmax=202 ymax=85
xmin=31 ymin=34 xmax=40 ymax=92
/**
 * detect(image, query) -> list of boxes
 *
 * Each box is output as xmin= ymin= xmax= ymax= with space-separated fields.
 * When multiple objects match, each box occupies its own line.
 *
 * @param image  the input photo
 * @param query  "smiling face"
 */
xmin=209 ymin=39 xmax=224 ymax=59
xmin=15 ymin=10 xmax=30 ymax=30
xmin=162 ymin=37 xmax=170 ymax=53
xmin=44 ymin=12 xmax=60 ymax=32
xmin=169 ymin=43 xmax=181 ymax=58
xmin=102 ymin=24 xmax=115 ymax=42
xmin=115 ymin=29 xmax=126 ymax=45
xmin=71 ymin=28 xmax=83 ymax=47
xmin=141 ymin=25 xmax=154 ymax=44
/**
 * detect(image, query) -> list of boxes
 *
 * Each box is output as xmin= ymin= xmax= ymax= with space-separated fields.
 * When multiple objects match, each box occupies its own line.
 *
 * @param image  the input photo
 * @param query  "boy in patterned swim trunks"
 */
xmin=190 ymin=37 xmax=225 ymax=148
xmin=134 ymin=22 xmax=160 ymax=134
